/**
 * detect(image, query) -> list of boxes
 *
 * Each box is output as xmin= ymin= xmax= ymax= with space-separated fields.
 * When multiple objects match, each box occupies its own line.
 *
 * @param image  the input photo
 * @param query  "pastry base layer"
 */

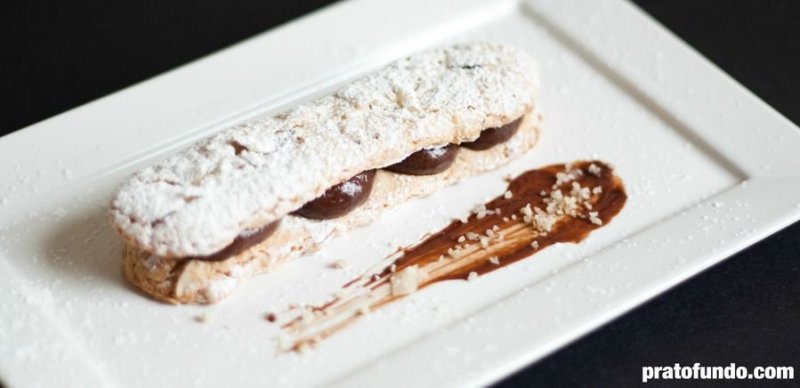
xmin=122 ymin=111 xmax=540 ymax=304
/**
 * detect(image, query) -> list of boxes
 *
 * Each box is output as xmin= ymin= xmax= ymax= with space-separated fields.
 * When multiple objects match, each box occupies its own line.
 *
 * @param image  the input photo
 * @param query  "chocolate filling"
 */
xmin=461 ymin=117 xmax=522 ymax=150
xmin=385 ymin=144 xmax=460 ymax=175
xmin=189 ymin=115 xmax=525 ymax=262
xmin=187 ymin=221 xmax=280 ymax=262
xmin=292 ymin=170 xmax=377 ymax=220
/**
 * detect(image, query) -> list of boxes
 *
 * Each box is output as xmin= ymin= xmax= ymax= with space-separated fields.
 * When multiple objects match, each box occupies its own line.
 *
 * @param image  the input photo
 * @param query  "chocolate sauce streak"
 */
xmin=385 ymin=144 xmax=460 ymax=175
xmin=293 ymin=170 xmax=377 ymax=220
xmin=379 ymin=162 xmax=625 ymax=282
xmin=189 ymin=221 xmax=279 ymax=262
xmin=280 ymin=161 xmax=627 ymax=351
xmin=461 ymin=117 xmax=522 ymax=150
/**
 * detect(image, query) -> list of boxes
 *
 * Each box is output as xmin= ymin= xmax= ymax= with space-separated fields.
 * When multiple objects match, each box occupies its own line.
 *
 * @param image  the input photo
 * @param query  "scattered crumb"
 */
xmin=479 ymin=236 xmax=490 ymax=248
xmin=588 ymin=163 xmax=602 ymax=176
xmin=589 ymin=211 xmax=603 ymax=225
xmin=265 ymin=313 xmax=277 ymax=323
xmin=473 ymin=204 xmax=488 ymax=219
xmin=329 ymin=260 xmax=348 ymax=269
xmin=391 ymin=265 xmax=422 ymax=296
xmin=553 ymin=167 xmax=583 ymax=189
xmin=447 ymin=247 xmax=464 ymax=258
xmin=472 ymin=203 xmax=503 ymax=219
xmin=193 ymin=314 xmax=208 ymax=323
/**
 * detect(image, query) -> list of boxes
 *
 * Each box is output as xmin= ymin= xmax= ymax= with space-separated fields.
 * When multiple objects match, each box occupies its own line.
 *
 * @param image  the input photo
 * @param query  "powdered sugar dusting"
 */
xmin=424 ymin=146 xmax=448 ymax=159
xmin=110 ymin=42 xmax=539 ymax=257
xmin=339 ymin=181 xmax=362 ymax=197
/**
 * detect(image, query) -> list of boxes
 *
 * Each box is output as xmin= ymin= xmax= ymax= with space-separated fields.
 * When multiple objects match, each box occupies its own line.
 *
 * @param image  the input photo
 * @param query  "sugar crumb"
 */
xmin=588 ymin=163 xmax=602 ymax=177
xmin=589 ymin=211 xmax=603 ymax=225
xmin=391 ymin=265 xmax=423 ymax=296
xmin=329 ymin=260 xmax=348 ymax=269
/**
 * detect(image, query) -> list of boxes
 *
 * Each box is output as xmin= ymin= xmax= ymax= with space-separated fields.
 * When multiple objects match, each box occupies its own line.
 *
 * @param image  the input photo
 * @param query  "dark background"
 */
xmin=1 ymin=1 xmax=798 ymax=386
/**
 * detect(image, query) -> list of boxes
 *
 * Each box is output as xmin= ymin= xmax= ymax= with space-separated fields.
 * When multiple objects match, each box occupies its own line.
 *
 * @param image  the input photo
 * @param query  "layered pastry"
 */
xmin=110 ymin=42 xmax=541 ymax=304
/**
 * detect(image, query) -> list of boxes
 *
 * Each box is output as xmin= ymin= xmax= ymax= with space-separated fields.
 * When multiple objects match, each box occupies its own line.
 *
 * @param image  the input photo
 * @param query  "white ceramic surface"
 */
xmin=1 ymin=0 xmax=799 ymax=387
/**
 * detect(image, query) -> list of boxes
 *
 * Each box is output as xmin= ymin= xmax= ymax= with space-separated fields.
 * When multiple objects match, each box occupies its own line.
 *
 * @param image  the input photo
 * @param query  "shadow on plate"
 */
xmin=39 ymin=202 xmax=134 ymax=295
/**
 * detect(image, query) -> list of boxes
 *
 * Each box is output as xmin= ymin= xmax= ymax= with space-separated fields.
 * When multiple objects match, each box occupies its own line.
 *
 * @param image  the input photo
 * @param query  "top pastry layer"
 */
xmin=110 ymin=42 xmax=540 ymax=257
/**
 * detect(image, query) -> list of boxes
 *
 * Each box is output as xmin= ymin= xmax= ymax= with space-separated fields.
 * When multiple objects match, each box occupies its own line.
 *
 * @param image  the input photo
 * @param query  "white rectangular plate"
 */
xmin=2 ymin=0 xmax=799 ymax=387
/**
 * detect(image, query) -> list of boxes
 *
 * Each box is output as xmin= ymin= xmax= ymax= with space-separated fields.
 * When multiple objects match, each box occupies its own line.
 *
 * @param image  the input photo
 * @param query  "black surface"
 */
xmin=1 ymin=1 xmax=798 ymax=387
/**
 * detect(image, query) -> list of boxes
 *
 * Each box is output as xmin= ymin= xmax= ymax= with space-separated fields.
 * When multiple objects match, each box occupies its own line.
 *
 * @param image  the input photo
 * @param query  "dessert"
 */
xmin=110 ymin=42 xmax=541 ymax=304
